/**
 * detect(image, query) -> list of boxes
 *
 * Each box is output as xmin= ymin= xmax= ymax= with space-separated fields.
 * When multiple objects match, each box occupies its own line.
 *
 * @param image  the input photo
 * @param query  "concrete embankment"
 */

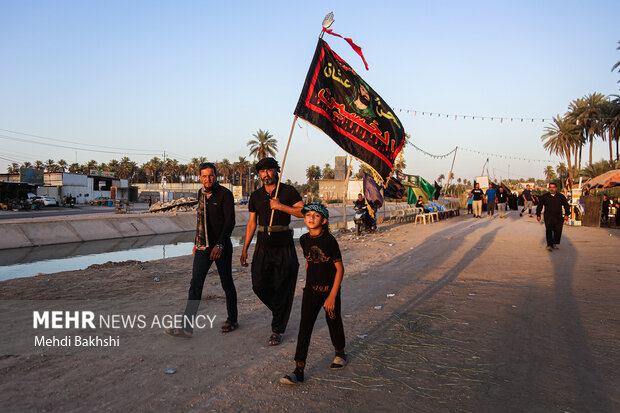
xmin=0 ymin=206 xmax=359 ymax=250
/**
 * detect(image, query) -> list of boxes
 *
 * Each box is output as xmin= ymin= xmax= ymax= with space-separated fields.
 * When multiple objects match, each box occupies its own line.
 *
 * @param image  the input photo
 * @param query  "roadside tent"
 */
xmin=583 ymin=169 xmax=620 ymax=189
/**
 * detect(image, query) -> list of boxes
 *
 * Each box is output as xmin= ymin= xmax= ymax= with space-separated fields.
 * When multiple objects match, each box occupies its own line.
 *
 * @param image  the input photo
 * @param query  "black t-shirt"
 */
xmin=471 ymin=188 xmax=484 ymax=201
xmin=496 ymin=191 xmax=508 ymax=203
xmin=299 ymin=230 xmax=342 ymax=292
xmin=249 ymin=183 xmax=302 ymax=247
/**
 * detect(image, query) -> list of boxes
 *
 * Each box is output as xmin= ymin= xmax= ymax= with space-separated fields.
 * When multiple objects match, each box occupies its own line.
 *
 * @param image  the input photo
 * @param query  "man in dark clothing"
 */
xmin=536 ymin=182 xmax=570 ymax=251
xmin=415 ymin=196 xmax=430 ymax=213
xmin=470 ymin=183 xmax=484 ymax=218
xmin=496 ymin=186 xmax=508 ymax=218
xmin=166 ymin=162 xmax=237 ymax=338
xmin=354 ymin=194 xmax=366 ymax=209
xmin=601 ymin=195 xmax=610 ymax=225
xmin=614 ymin=197 xmax=620 ymax=227
xmin=241 ymin=157 xmax=304 ymax=346
xmin=520 ymin=185 xmax=534 ymax=217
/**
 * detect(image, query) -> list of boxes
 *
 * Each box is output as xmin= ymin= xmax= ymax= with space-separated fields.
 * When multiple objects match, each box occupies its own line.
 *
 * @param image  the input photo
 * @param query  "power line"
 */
xmin=0 ymin=134 xmax=161 ymax=156
xmin=0 ymin=128 xmax=161 ymax=152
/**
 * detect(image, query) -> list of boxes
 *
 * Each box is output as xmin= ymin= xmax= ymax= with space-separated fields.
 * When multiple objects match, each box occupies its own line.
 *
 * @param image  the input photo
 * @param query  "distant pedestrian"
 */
xmin=148 ymin=196 xmax=152 ymax=208
xmin=467 ymin=193 xmax=473 ymax=214
xmin=536 ymin=182 xmax=570 ymax=251
xmin=470 ymin=183 xmax=484 ymax=218
xmin=485 ymin=185 xmax=497 ymax=216
xmin=496 ymin=186 xmax=508 ymax=218
xmin=520 ymin=185 xmax=534 ymax=217
xmin=613 ymin=197 xmax=620 ymax=227
xmin=601 ymin=194 xmax=610 ymax=225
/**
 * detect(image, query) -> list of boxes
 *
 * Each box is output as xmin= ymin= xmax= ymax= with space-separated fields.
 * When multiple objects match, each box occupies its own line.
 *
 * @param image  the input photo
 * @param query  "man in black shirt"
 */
xmin=496 ymin=186 xmax=508 ymax=218
xmin=470 ymin=183 xmax=484 ymax=218
xmin=536 ymin=182 xmax=570 ymax=251
xmin=241 ymin=157 xmax=304 ymax=346
xmin=166 ymin=162 xmax=237 ymax=338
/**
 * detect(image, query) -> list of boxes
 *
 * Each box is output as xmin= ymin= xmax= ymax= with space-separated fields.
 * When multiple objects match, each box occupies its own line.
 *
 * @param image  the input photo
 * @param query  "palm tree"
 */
xmin=305 ymin=165 xmax=322 ymax=193
xmin=218 ymin=158 xmax=233 ymax=183
xmin=437 ymin=174 xmax=445 ymax=184
xmin=45 ymin=159 xmax=57 ymax=173
xmin=567 ymin=93 xmax=606 ymax=166
xmin=57 ymin=159 xmax=68 ymax=172
xmin=542 ymin=115 xmax=580 ymax=180
xmin=323 ymin=163 xmax=335 ymax=179
xmin=543 ymin=165 xmax=557 ymax=182
xmin=69 ymin=163 xmax=81 ymax=174
xmin=86 ymin=160 xmax=98 ymax=173
xmin=235 ymin=156 xmax=251 ymax=194
xmin=248 ymin=129 xmax=278 ymax=160
xmin=34 ymin=160 xmax=44 ymax=170
xmin=612 ymin=41 xmax=620 ymax=82
xmin=7 ymin=162 xmax=19 ymax=173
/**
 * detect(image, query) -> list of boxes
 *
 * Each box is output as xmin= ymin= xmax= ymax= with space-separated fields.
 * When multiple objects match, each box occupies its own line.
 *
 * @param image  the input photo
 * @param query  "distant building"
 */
xmin=317 ymin=179 xmax=363 ymax=201
xmin=0 ymin=171 xmax=129 ymax=204
xmin=334 ymin=156 xmax=347 ymax=180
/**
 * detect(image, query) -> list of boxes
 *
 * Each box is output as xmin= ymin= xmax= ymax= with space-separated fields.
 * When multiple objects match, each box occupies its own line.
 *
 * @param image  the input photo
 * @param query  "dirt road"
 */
xmin=1 ymin=212 xmax=618 ymax=412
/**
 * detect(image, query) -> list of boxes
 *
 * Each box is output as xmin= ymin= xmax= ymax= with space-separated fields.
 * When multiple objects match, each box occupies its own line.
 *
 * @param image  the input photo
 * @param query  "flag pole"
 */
xmin=341 ymin=155 xmax=352 ymax=227
xmin=443 ymin=146 xmax=458 ymax=196
xmin=267 ymin=115 xmax=298 ymax=234
xmin=267 ymin=12 xmax=334 ymax=234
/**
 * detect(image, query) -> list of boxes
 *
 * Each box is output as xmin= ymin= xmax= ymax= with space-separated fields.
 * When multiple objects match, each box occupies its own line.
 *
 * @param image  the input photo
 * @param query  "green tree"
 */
xmin=248 ymin=129 xmax=278 ymax=160
xmin=57 ymin=159 xmax=68 ymax=172
xmin=305 ymin=165 xmax=322 ymax=194
xmin=567 ymin=93 xmax=606 ymax=166
xmin=45 ymin=159 xmax=57 ymax=173
xmin=322 ymin=163 xmax=335 ymax=179
xmin=218 ymin=158 xmax=232 ymax=183
xmin=542 ymin=115 xmax=580 ymax=180
xmin=543 ymin=165 xmax=558 ymax=182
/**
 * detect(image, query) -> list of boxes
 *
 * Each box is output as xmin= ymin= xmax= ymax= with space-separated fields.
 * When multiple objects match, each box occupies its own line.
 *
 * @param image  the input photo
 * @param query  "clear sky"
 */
xmin=1 ymin=0 xmax=619 ymax=184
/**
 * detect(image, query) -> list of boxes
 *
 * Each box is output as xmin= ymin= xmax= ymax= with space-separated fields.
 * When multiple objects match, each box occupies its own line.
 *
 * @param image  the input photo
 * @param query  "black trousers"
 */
xmin=183 ymin=240 xmax=237 ymax=332
xmin=294 ymin=289 xmax=345 ymax=363
xmin=251 ymin=242 xmax=299 ymax=334
xmin=545 ymin=220 xmax=564 ymax=247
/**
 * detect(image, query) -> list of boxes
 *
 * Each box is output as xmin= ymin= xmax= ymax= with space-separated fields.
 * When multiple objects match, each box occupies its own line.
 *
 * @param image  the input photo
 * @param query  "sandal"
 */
xmin=164 ymin=327 xmax=192 ymax=338
xmin=268 ymin=332 xmax=281 ymax=346
xmin=330 ymin=355 xmax=347 ymax=369
xmin=221 ymin=320 xmax=239 ymax=333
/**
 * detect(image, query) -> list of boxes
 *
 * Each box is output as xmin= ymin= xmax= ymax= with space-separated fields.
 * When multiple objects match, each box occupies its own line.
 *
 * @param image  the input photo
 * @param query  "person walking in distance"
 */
xmin=496 ymin=186 xmax=508 ymax=218
xmin=536 ymin=182 xmax=570 ymax=251
xmin=470 ymin=183 xmax=484 ymax=218
xmin=240 ymin=157 xmax=304 ymax=346
xmin=485 ymin=185 xmax=497 ymax=217
xmin=165 ymin=162 xmax=238 ymax=337
xmin=520 ymin=184 xmax=534 ymax=217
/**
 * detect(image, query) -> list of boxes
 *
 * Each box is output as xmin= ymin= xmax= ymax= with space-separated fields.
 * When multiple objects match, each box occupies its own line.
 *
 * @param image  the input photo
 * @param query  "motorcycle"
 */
xmin=354 ymin=204 xmax=376 ymax=236
xmin=64 ymin=196 xmax=75 ymax=208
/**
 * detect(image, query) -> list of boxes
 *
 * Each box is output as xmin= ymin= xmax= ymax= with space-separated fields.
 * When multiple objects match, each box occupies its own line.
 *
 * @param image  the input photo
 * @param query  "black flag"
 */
xmin=295 ymin=39 xmax=406 ymax=182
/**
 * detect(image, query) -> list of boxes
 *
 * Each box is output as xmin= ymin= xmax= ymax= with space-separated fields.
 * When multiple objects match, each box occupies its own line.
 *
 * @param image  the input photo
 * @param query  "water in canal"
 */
xmin=0 ymin=221 xmax=355 ymax=281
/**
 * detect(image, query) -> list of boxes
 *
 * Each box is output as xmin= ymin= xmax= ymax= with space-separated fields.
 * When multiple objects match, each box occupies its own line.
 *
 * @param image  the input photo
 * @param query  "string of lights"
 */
xmin=410 ymin=143 xmax=457 ymax=159
xmin=410 ymin=143 xmax=555 ymax=164
xmin=392 ymin=108 xmax=617 ymax=124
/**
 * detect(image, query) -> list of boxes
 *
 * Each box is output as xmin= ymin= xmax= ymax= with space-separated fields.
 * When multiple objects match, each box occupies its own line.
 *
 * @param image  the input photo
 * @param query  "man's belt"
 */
xmin=257 ymin=225 xmax=290 ymax=232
